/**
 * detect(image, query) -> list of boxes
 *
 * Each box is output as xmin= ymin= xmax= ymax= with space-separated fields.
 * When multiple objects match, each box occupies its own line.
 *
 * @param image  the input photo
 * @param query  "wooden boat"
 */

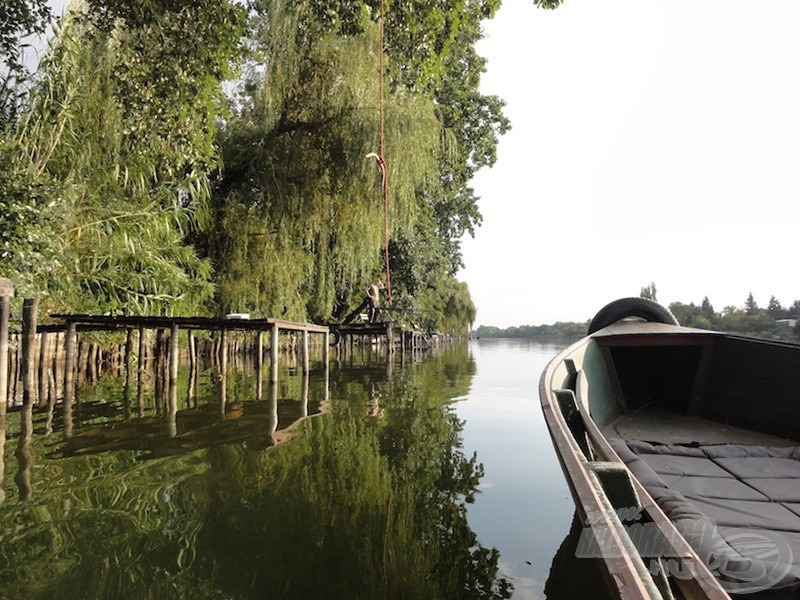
xmin=539 ymin=298 xmax=800 ymax=600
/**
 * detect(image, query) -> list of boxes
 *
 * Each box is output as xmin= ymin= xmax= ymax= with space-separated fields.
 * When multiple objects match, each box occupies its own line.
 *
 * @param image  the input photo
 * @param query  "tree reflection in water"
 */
xmin=544 ymin=513 xmax=610 ymax=600
xmin=0 ymin=345 xmax=511 ymax=599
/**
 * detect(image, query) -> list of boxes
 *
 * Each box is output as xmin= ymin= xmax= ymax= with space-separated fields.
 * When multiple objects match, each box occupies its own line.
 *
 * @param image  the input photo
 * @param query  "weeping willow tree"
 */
xmin=1 ymin=0 xmax=504 ymax=329
xmin=208 ymin=2 xmax=441 ymax=321
xmin=207 ymin=0 xmax=506 ymax=329
xmin=0 ymin=0 xmax=244 ymax=315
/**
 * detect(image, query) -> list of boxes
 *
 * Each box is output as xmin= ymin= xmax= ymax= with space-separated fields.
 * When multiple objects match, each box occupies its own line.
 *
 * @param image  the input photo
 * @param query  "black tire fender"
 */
xmin=587 ymin=297 xmax=679 ymax=334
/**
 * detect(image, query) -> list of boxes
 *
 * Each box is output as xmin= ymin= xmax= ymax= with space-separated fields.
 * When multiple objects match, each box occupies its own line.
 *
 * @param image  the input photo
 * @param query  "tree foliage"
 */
xmin=0 ymin=0 xmax=52 ymax=128
xmin=1 ymin=0 xmax=244 ymax=315
xmin=474 ymin=321 xmax=587 ymax=339
xmin=1 ymin=0 xmax=504 ymax=333
xmin=640 ymin=281 xmax=657 ymax=302
xmin=0 ymin=0 xmax=51 ymax=71
xmin=202 ymin=0 xmax=505 ymax=328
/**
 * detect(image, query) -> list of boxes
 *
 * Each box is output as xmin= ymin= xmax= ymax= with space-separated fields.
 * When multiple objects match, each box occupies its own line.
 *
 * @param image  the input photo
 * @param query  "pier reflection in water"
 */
xmin=0 ymin=343 xmax=516 ymax=599
xmin=0 ymin=339 xmax=612 ymax=599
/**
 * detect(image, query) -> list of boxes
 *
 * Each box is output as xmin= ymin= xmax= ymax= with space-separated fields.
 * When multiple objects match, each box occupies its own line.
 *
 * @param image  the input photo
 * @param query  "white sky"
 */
xmin=462 ymin=0 xmax=800 ymax=327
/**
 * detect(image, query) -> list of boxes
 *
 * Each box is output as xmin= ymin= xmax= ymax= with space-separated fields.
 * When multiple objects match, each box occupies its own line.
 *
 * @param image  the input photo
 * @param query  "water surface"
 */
xmin=0 ymin=338 xmax=604 ymax=599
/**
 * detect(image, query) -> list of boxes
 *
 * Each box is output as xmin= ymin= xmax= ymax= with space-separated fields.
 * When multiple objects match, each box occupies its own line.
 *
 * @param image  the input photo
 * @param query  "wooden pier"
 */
xmin=44 ymin=313 xmax=330 ymax=410
xmin=331 ymin=321 xmax=429 ymax=354
xmin=0 ymin=277 xmax=450 ymax=412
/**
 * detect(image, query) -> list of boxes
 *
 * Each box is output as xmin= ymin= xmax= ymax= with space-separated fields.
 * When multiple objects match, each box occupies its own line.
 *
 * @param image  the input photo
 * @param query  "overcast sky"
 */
xmin=461 ymin=0 xmax=800 ymax=326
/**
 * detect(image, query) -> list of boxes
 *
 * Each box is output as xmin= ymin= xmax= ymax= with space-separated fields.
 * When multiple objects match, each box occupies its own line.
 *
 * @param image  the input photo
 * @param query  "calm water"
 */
xmin=0 ymin=338 xmax=604 ymax=599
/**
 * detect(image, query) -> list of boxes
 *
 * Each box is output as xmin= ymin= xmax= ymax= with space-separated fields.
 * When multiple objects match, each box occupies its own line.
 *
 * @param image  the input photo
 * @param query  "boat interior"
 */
xmin=570 ymin=322 xmax=800 ymax=597
xmin=591 ymin=325 xmax=800 ymax=445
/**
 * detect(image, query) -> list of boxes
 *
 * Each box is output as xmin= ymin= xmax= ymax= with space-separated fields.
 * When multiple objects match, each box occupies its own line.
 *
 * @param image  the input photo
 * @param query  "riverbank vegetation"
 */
xmin=474 ymin=293 xmax=800 ymax=340
xmin=1 ymin=0 xmax=510 ymax=335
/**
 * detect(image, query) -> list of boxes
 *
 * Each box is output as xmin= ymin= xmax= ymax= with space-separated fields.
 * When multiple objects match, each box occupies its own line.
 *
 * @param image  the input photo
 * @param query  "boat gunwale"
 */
xmin=539 ymin=335 xmax=658 ymax=600
xmin=539 ymin=327 xmax=732 ymax=600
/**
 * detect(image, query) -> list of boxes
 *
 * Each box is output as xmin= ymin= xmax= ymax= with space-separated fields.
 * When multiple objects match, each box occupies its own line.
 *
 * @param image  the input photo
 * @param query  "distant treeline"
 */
xmin=473 ymin=293 xmax=800 ymax=340
xmin=473 ymin=321 xmax=587 ymax=339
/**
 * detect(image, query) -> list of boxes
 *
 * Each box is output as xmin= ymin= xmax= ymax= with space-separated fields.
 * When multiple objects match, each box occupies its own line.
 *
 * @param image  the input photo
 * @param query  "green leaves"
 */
xmin=208 ymin=3 xmax=443 ymax=320
xmin=1 ymin=0 xmax=503 ymax=331
xmin=206 ymin=0 xmax=504 ymax=330
xmin=0 ymin=143 xmax=60 ymax=296
xmin=0 ymin=0 xmax=53 ymax=128
xmin=2 ymin=1 xmax=243 ymax=316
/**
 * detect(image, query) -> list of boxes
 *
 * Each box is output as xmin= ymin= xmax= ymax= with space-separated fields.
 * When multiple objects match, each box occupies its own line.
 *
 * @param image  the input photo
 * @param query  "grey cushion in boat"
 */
xmin=744 ymin=478 xmax=800 ymax=503
xmin=627 ymin=439 xmax=706 ymax=457
xmin=683 ymin=496 xmax=800 ymax=533
xmin=703 ymin=444 xmax=800 ymax=460
xmin=661 ymin=474 xmax=769 ymax=501
xmin=610 ymin=439 xmax=800 ymax=597
xmin=715 ymin=457 xmax=800 ymax=479
xmin=641 ymin=454 xmax=733 ymax=478
xmin=785 ymin=504 xmax=800 ymax=519
xmin=607 ymin=437 xmax=668 ymax=489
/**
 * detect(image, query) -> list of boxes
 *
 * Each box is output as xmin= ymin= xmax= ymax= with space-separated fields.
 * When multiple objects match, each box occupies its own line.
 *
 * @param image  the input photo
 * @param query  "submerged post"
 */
xmin=0 ymin=279 xmax=13 ymax=415
xmin=167 ymin=324 xmax=179 ymax=437
xmin=136 ymin=327 xmax=145 ymax=416
xmin=37 ymin=331 xmax=48 ymax=407
xmin=21 ymin=298 xmax=38 ymax=406
xmin=256 ymin=330 xmax=264 ymax=401
xmin=63 ymin=321 xmax=76 ymax=438
xmin=270 ymin=323 xmax=279 ymax=383
xmin=301 ymin=329 xmax=309 ymax=374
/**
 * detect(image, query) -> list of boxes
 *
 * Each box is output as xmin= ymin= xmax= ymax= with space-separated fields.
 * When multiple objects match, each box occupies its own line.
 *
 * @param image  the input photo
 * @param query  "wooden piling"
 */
xmin=123 ymin=329 xmax=133 ymax=420
xmin=385 ymin=322 xmax=394 ymax=354
xmin=37 ymin=331 xmax=48 ymax=407
xmin=167 ymin=324 xmax=179 ymax=437
xmin=44 ymin=314 xmax=330 ymax=398
xmin=301 ymin=329 xmax=309 ymax=374
xmin=270 ymin=323 xmax=279 ymax=383
xmin=256 ymin=331 xmax=264 ymax=401
xmin=63 ymin=322 xmax=76 ymax=438
xmin=88 ymin=342 xmax=98 ymax=382
xmin=0 ymin=279 xmax=13 ymax=415
xmin=21 ymin=298 xmax=38 ymax=406
xmin=188 ymin=331 xmax=196 ymax=371
xmin=136 ymin=327 xmax=145 ymax=417
xmin=168 ymin=324 xmax=179 ymax=394
xmin=219 ymin=328 xmax=228 ymax=409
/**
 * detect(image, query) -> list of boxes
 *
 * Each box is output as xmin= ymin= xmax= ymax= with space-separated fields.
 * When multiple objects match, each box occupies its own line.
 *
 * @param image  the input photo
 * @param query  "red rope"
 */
xmin=378 ymin=0 xmax=392 ymax=304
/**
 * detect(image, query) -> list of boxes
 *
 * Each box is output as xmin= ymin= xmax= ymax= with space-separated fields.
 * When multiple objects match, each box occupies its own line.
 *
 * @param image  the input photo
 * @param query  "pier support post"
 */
xmin=385 ymin=322 xmax=394 ymax=355
xmin=0 ymin=279 xmax=13 ymax=414
xmin=270 ymin=323 xmax=279 ymax=383
xmin=188 ymin=331 xmax=196 ymax=371
xmin=219 ymin=328 xmax=228 ymax=409
xmin=123 ymin=329 xmax=133 ymax=419
xmin=256 ymin=331 xmax=264 ymax=400
xmin=21 ymin=298 xmax=38 ymax=406
xmin=37 ymin=331 xmax=48 ymax=407
xmin=136 ymin=328 xmax=145 ymax=416
xmin=301 ymin=330 xmax=309 ymax=374
xmin=63 ymin=321 xmax=76 ymax=438
xmin=167 ymin=324 xmax=179 ymax=437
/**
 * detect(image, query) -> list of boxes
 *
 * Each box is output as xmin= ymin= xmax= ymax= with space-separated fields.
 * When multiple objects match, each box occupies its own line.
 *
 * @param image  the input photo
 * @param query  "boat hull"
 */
xmin=540 ymin=300 xmax=800 ymax=599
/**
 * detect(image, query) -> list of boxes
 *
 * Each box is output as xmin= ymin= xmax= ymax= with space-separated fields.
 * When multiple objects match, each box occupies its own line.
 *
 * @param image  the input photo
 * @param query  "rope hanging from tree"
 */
xmin=372 ymin=0 xmax=392 ymax=305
